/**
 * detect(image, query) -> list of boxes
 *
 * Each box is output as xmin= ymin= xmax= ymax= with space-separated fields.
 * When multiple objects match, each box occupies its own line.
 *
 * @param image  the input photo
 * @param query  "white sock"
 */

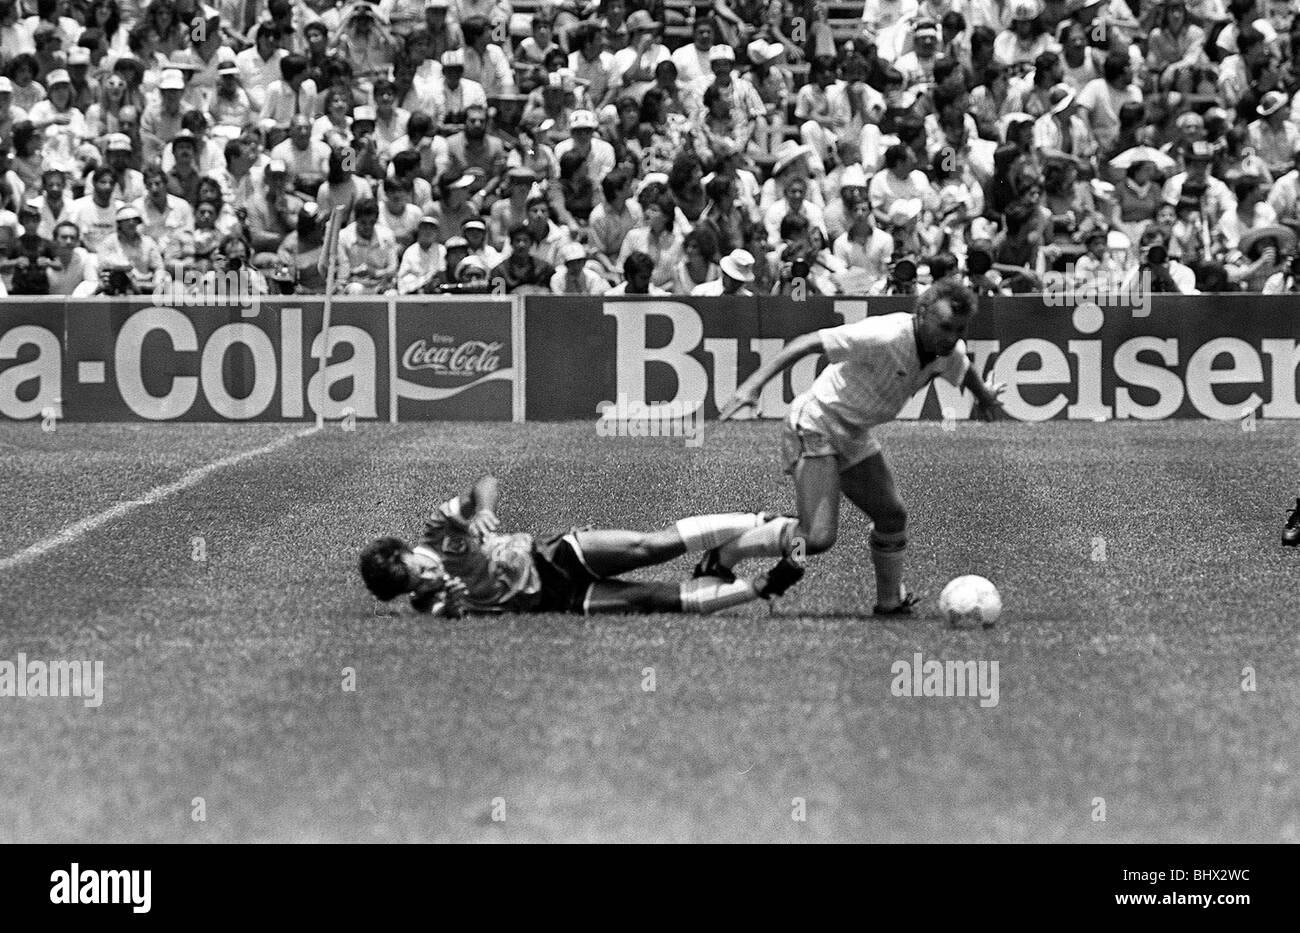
xmin=716 ymin=516 xmax=797 ymax=568
xmin=675 ymin=512 xmax=765 ymax=552
xmin=678 ymin=577 xmax=760 ymax=613
xmin=870 ymin=529 xmax=907 ymax=607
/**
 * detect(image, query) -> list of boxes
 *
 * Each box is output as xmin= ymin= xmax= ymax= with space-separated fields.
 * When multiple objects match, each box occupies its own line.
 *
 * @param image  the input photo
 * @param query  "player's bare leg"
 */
xmin=840 ymin=451 xmax=915 ymax=614
xmin=583 ymin=578 xmax=762 ymax=614
xmin=574 ymin=513 xmax=767 ymax=578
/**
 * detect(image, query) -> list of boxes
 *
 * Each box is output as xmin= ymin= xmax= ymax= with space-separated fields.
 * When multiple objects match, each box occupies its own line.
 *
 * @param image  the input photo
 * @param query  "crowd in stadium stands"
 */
xmin=2 ymin=0 xmax=1300 ymax=297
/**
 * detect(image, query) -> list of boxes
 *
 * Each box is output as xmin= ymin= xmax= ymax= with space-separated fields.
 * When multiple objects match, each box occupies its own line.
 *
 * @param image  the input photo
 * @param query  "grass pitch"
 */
xmin=0 ymin=419 xmax=1296 ymax=842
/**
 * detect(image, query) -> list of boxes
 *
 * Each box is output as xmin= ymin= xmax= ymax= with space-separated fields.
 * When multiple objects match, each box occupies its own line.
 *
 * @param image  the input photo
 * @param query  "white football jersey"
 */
xmin=802 ymin=312 xmax=969 ymax=433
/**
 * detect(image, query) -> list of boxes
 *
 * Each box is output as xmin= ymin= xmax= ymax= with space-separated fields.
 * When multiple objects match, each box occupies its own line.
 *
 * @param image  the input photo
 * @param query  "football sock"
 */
xmin=871 ymin=528 xmax=908 ymax=608
xmin=716 ymin=516 xmax=798 ymax=568
xmin=675 ymin=513 xmax=765 ymax=552
xmin=678 ymin=577 xmax=761 ymax=614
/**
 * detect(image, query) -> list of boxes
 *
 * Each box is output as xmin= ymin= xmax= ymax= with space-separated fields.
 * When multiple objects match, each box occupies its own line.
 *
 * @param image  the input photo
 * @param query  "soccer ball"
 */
xmin=938 ymin=575 xmax=1002 ymax=628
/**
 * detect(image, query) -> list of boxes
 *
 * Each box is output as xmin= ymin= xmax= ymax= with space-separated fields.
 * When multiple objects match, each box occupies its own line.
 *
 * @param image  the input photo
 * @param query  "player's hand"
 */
xmin=976 ymin=379 xmax=1006 ymax=421
xmin=468 ymin=508 xmax=499 ymax=538
xmin=718 ymin=385 xmax=759 ymax=421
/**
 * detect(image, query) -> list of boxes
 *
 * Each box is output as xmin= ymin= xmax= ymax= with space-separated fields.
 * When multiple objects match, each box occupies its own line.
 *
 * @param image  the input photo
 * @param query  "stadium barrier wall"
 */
xmin=523 ymin=295 xmax=1300 ymax=422
xmin=0 ymin=296 xmax=523 ymax=422
xmin=4 ymin=295 xmax=1300 ymax=422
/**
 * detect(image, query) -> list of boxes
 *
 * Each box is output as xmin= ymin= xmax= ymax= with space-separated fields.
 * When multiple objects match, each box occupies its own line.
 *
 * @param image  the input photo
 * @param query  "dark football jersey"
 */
xmin=417 ymin=496 xmax=540 ymax=612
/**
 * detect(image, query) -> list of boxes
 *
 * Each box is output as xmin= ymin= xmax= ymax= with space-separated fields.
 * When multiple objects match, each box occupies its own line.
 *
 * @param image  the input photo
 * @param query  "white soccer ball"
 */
xmin=938 ymin=575 xmax=1002 ymax=628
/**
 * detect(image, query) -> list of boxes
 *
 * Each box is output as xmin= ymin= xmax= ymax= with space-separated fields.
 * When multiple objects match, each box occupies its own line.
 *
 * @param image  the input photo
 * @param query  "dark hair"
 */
xmin=257 ymin=21 xmax=282 ymax=43
xmin=280 ymin=53 xmax=309 ymax=83
xmin=383 ymin=175 xmax=411 ymax=195
xmin=406 ymin=111 xmax=432 ymax=140
xmin=90 ymin=0 xmax=121 ymax=40
xmin=884 ymin=143 xmax=912 ymax=170
xmin=391 ymin=149 xmax=420 ymax=177
xmin=683 ymin=225 xmax=719 ymax=262
xmin=354 ymin=197 xmax=380 ymax=219
xmin=373 ymin=78 xmax=396 ymax=99
xmin=639 ymin=87 xmax=668 ymax=125
xmin=559 ymin=148 xmax=588 ymax=180
xmin=779 ymin=212 xmax=810 ymax=241
xmin=1103 ymin=49 xmax=1130 ymax=83
xmin=638 ymin=188 xmax=674 ymax=220
xmin=181 ymin=109 xmax=208 ymax=134
xmin=6 ymin=52 xmax=38 ymax=80
xmin=602 ymin=167 xmax=631 ymax=202
xmin=929 ymin=251 xmax=958 ymax=279
xmin=1003 ymin=199 xmax=1033 ymax=234
xmin=223 ymin=138 xmax=246 ymax=166
xmin=970 ymin=25 xmax=997 ymax=62
xmin=11 ymin=120 xmax=38 ymax=156
xmin=359 ymin=537 xmax=411 ymax=601
xmin=1237 ymin=25 xmax=1264 ymax=54
xmin=623 ymin=249 xmax=655 ymax=281
xmin=143 ymin=164 xmax=167 ymax=184
xmin=461 ymin=14 xmax=490 ymax=46
xmin=667 ymin=151 xmax=700 ymax=194
xmin=90 ymin=165 xmax=116 ymax=185
xmin=508 ymin=221 xmax=531 ymax=241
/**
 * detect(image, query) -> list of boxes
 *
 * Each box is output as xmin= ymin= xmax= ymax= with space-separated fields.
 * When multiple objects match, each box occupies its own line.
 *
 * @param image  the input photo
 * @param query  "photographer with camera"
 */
xmin=1123 ymin=227 xmax=1196 ymax=295
xmin=770 ymin=214 xmax=844 ymax=297
xmin=205 ymin=235 xmax=269 ymax=298
xmin=95 ymin=206 xmax=166 ymax=294
xmin=1227 ymin=225 xmax=1295 ymax=293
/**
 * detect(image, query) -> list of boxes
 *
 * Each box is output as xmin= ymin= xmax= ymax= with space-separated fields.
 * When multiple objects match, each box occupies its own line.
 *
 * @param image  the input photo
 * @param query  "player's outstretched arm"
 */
xmin=962 ymin=367 xmax=1006 ymax=421
xmin=465 ymin=475 xmax=501 ymax=537
xmin=718 ymin=332 xmax=825 ymax=421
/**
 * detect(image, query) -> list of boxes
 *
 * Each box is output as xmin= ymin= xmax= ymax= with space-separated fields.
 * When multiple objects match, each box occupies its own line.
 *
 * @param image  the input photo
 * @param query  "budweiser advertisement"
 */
xmin=0 ymin=297 xmax=522 ymax=422
xmin=522 ymin=295 xmax=1300 ymax=421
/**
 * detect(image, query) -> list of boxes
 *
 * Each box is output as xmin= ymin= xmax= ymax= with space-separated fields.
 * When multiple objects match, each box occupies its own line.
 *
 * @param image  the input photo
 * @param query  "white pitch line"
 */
xmin=0 ymin=426 xmax=319 ymax=573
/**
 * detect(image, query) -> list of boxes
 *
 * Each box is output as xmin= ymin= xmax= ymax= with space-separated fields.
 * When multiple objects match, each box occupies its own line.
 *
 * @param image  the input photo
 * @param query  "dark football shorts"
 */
xmin=531 ymin=528 xmax=602 ymax=613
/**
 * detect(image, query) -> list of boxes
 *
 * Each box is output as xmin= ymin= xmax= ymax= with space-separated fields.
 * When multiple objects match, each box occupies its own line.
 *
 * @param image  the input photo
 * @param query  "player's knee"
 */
xmin=800 ymin=524 xmax=837 ymax=555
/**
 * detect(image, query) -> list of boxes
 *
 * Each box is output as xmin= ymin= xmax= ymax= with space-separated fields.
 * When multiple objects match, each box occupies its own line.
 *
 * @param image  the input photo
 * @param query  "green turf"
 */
xmin=0 ymin=420 xmax=1296 ymax=842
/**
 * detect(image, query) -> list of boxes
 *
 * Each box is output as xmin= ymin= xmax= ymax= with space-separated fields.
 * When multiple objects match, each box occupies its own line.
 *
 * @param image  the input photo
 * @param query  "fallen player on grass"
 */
xmin=359 ymin=474 xmax=800 ymax=616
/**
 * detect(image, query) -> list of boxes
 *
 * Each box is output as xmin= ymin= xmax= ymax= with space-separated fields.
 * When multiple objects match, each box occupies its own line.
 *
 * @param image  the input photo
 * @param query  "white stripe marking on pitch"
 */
xmin=0 ymin=426 xmax=319 ymax=573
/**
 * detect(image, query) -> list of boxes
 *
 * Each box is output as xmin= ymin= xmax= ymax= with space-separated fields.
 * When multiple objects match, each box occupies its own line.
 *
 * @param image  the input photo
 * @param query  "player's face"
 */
xmin=919 ymin=299 xmax=969 ymax=357
xmin=401 ymin=549 xmax=445 ymax=593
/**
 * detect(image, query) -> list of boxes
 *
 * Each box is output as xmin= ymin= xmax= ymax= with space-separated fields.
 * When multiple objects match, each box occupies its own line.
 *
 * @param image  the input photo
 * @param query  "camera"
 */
xmin=100 ymin=268 xmax=136 ymax=296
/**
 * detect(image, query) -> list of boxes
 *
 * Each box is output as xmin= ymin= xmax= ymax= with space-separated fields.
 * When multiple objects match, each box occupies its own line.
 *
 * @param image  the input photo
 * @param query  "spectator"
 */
xmin=397 ymin=215 xmax=445 ymax=294
xmin=607 ymin=249 xmax=670 ymax=294
xmin=691 ymin=247 xmax=756 ymax=295
xmin=337 ymin=197 xmax=398 ymax=293
xmin=490 ymin=221 xmax=556 ymax=293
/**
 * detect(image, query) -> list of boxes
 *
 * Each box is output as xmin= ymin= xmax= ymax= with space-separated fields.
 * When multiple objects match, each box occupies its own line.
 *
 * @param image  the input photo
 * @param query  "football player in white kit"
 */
xmin=716 ymin=281 xmax=1005 ymax=614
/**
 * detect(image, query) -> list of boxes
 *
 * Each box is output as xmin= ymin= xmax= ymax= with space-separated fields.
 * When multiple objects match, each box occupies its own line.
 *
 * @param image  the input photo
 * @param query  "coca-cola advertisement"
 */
xmin=393 ymin=299 xmax=520 ymax=421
